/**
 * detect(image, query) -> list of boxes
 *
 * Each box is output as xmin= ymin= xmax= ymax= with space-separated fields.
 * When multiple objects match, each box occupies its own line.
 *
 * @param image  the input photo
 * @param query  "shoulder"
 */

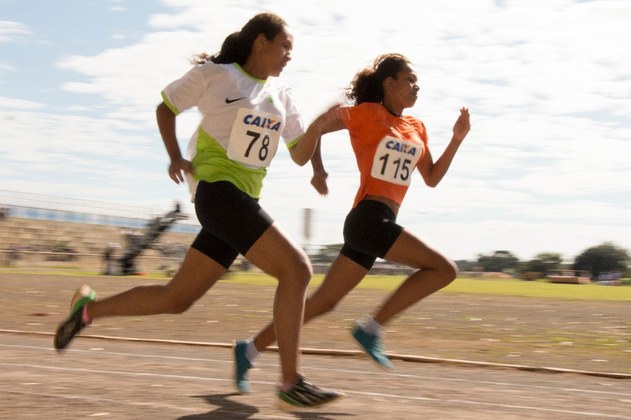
xmin=403 ymin=115 xmax=428 ymax=141
xmin=182 ymin=62 xmax=240 ymax=83
xmin=269 ymin=78 xmax=294 ymax=98
xmin=340 ymin=102 xmax=386 ymax=128
xmin=269 ymin=80 xmax=300 ymax=111
xmin=356 ymin=102 xmax=383 ymax=112
xmin=177 ymin=61 xmax=225 ymax=86
xmin=403 ymin=115 xmax=425 ymax=129
xmin=347 ymin=102 xmax=384 ymax=118
xmin=196 ymin=61 xmax=232 ymax=77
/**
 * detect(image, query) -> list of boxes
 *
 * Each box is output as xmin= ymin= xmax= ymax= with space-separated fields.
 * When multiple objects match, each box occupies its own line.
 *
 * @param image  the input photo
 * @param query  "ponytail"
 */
xmin=190 ymin=13 xmax=286 ymax=66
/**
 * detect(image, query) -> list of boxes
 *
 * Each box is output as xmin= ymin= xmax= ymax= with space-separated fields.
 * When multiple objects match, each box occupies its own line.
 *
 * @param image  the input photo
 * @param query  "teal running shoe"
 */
xmin=351 ymin=325 xmax=393 ymax=369
xmin=233 ymin=340 xmax=252 ymax=393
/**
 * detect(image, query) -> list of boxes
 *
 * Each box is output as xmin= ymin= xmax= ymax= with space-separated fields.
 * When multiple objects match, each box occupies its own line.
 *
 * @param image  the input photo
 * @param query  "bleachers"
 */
xmin=0 ymin=190 xmax=203 ymax=273
xmin=0 ymin=215 xmax=197 ymax=272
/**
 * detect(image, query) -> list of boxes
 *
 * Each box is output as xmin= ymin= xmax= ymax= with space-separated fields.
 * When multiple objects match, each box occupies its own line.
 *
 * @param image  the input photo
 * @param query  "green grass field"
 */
xmin=224 ymin=272 xmax=631 ymax=301
xmin=3 ymin=267 xmax=628 ymax=301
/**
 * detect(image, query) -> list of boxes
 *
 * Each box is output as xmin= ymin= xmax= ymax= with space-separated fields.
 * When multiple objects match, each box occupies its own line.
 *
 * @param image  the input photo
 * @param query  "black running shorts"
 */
xmin=191 ymin=181 xmax=273 ymax=269
xmin=340 ymin=199 xmax=403 ymax=270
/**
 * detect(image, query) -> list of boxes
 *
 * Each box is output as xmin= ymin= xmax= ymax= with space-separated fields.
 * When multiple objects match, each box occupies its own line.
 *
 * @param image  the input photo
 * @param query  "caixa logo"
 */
xmin=385 ymin=139 xmax=418 ymax=156
xmin=243 ymin=114 xmax=281 ymax=131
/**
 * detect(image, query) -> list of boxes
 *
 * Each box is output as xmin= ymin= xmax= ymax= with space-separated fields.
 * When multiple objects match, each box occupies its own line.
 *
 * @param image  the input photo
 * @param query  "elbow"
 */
xmin=289 ymin=151 xmax=308 ymax=166
xmin=289 ymin=146 xmax=309 ymax=166
xmin=294 ymin=157 xmax=308 ymax=167
xmin=423 ymin=172 xmax=445 ymax=188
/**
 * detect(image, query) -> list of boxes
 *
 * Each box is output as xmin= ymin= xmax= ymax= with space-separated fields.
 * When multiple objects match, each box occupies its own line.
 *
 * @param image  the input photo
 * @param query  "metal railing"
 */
xmin=0 ymin=190 xmax=199 ymax=234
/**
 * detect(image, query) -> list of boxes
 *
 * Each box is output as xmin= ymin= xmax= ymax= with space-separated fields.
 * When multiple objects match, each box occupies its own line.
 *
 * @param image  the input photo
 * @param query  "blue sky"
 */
xmin=1 ymin=0 xmax=630 ymax=262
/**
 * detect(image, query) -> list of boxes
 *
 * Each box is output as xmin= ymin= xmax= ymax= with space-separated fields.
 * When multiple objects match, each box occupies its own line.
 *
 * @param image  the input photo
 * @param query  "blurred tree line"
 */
xmin=310 ymin=242 xmax=630 ymax=281
xmin=456 ymin=242 xmax=630 ymax=280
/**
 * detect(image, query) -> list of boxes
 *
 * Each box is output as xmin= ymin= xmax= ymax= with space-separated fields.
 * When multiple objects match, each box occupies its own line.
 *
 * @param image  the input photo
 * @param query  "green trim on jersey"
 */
xmin=192 ymin=128 xmax=267 ymax=198
xmin=161 ymin=91 xmax=180 ymax=115
xmin=233 ymin=63 xmax=267 ymax=84
xmin=286 ymin=135 xmax=301 ymax=149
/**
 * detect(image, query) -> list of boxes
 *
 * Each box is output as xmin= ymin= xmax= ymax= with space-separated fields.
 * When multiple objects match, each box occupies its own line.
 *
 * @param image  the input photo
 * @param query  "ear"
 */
xmin=250 ymin=33 xmax=268 ymax=56
xmin=254 ymin=33 xmax=268 ymax=48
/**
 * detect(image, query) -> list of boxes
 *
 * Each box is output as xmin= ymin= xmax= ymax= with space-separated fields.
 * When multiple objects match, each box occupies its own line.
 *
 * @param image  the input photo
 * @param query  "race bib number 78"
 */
xmin=227 ymin=108 xmax=283 ymax=168
xmin=370 ymin=136 xmax=422 ymax=186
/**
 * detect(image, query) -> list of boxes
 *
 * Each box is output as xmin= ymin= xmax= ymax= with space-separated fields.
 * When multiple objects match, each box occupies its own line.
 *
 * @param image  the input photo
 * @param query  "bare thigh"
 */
xmin=308 ymin=254 xmax=369 ymax=307
xmin=384 ymin=229 xmax=455 ymax=271
xmin=245 ymin=223 xmax=311 ymax=280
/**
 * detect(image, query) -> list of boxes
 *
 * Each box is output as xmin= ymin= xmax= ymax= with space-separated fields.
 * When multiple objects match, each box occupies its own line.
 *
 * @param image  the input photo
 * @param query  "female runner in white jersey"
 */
xmin=53 ymin=13 xmax=342 ymax=408
xmin=232 ymin=53 xmax=470 ymax=391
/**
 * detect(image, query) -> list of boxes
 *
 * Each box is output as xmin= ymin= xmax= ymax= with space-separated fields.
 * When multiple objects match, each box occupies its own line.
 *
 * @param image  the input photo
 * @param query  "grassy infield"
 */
xmin=225 ymin=272 xmax=631 ymax=301
xmin=10 ymin=267 xmax=629 ymax=301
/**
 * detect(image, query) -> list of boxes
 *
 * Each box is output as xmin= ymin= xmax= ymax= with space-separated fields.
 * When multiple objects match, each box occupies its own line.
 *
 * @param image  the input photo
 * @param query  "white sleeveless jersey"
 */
xmin=161 ymin=62 xmax=305 ymax=198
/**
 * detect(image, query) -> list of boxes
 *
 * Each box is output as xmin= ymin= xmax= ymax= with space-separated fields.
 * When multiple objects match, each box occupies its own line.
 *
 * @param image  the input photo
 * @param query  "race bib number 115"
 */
xmin=227 ymin=108 xmax=283 ymax=168
xmin=370 ymin=136 xmax=422 ymax=186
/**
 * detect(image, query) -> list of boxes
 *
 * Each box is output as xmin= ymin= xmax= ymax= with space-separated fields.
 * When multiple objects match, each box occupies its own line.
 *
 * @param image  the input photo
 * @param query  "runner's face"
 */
xmin=390 ymin=66 xmax=419 ymax=108
xmin=262 ymin=28 xmax=293 ymax=77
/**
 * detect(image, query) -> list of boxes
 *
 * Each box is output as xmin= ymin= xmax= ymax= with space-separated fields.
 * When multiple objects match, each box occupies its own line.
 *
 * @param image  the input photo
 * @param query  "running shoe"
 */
xmin=351 ymin=325 xmax=393 ymax=369
xmin=277 ymin=377 xmax=343 ymax=408
xmin=233 ymin=340 xmax=252 ymax=393
xmin=53 ymin=285 xmax=96 ymax=350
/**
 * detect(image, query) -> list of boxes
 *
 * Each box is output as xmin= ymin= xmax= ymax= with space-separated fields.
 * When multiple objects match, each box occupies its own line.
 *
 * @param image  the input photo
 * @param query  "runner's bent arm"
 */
xmin=309 ymin=137 xmax=329 ymax=195
xmin=288 ymin=104 xmax=345 ymax=166
xmin=156 ymin=102 xmax=193 ymax=184
xmin=418 ymin=107 xmax=470 ymax=187
xmin=307 ymin=107 xmax=347 ymax=194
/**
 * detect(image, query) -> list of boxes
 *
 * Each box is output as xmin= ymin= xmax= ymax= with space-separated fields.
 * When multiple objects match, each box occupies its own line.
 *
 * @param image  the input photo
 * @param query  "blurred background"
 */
xmin=1 ymin=0 xmax=630 ymax=280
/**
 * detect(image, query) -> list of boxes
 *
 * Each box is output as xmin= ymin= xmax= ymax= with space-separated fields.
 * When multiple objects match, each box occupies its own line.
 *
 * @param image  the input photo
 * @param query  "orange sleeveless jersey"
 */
xmin=338 ymin=102 xmax=429 ymax=208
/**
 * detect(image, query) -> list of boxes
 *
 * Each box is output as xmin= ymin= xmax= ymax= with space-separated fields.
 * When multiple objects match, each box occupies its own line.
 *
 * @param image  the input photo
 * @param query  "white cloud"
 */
xmin=0 ymin=20 xmax=31 ymax=43
xmin=1 ymin=0 xmax=630 ymax=260
xmin=0 ymin=96 xmax=44 ymax=110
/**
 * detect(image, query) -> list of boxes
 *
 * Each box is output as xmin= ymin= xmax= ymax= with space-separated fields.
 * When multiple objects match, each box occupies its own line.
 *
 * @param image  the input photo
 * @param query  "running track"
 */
xmin=1 ymin=332 xmax=629 ymax=419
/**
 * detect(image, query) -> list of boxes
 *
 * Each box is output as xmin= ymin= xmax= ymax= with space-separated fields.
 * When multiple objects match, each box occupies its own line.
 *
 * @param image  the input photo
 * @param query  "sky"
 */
xmin=1 ymin=0 xmax=630 ymax=262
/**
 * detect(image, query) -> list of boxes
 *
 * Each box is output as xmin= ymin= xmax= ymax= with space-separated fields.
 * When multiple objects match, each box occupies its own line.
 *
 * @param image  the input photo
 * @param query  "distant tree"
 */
xmin=477 ymin=250 xmax=519 ymax=272
xmin=573 ymin=242 xmax=630 ymax=279
xmin=455 ymin=260 xmax=477 ymax=272
xmin=515 ymin=252 xmax=562 ymax=280
xmin=523 ymin=252 xmax=563 ymax=275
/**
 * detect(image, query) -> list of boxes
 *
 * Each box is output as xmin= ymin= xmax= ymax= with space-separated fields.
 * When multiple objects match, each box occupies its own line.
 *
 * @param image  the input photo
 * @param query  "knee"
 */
xmin=160 ymin=287 xmax=195 ymax=314
xmin=279 ymin=252 xmax=313 ymax=287
xmin=294 ymin=257 xmax=313 ymax=288
xmin=441 ymin=258 xmax=458 ymax=285
xmin=167 ymin=297 xmax=194 ymax=314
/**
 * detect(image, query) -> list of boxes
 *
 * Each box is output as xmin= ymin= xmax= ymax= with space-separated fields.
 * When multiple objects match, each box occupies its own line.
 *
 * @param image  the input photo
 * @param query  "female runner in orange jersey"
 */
xmin=233 ymin=53 xmax=470 ymax=392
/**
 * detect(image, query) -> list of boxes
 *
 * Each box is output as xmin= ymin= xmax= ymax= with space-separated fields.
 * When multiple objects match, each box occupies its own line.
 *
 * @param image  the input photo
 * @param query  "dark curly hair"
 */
xmin=345 ymin=53 xmax=412 ymax=105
